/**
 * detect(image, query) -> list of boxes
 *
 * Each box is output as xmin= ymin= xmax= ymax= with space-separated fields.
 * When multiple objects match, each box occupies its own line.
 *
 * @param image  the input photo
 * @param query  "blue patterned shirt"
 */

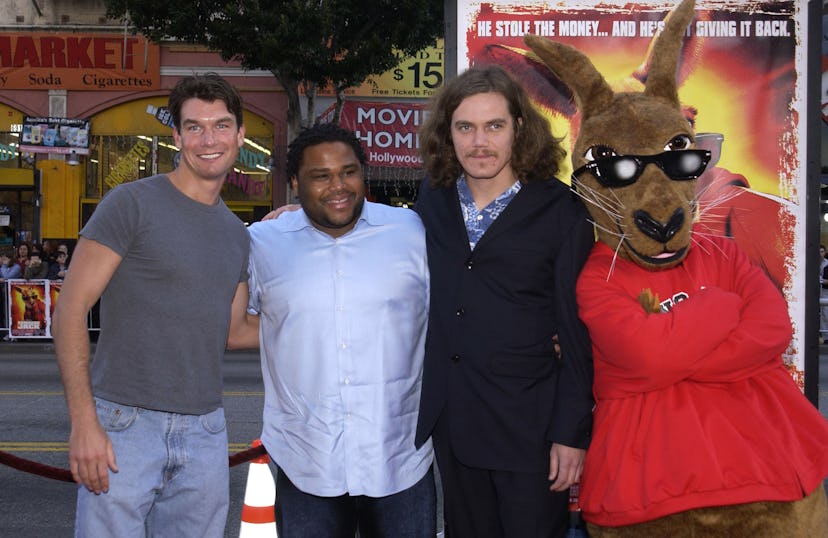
xmin=457 ymin=176 xmax=522 ymax=249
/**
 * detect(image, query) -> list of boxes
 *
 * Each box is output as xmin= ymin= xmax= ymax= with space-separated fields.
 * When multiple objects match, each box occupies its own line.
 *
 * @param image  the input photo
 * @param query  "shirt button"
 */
xmin=341 ymin=343 xmax=347 ymax=349
xmin=451 ymin=354 xmax=460 ymax=362
xmin=476 ymin=214 xmax=483 ymax=220
xmin=344 ymin=377 xmax=350 ymax=385
xmin=456 ymin=308 xmax=465 ymax=317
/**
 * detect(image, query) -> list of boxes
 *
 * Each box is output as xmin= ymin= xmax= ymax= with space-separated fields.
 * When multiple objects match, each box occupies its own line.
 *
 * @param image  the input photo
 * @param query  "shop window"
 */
xmin=223 ymin=137 xmax=273 ymax=203
xmin=84 ymin=134 xmax=273 ymax=204
xmin=0 ymin=190 xmax=33 ymax=244
xmin=85 ymin=135 xmax=157 ymax=198
xmin=0 ymin=132 xmax=26 ymax=169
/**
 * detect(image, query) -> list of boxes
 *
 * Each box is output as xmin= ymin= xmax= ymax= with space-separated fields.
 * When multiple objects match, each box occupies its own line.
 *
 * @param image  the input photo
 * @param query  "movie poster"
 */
xmin=49 ymin=281 xmax=61 ymax=320
xmin=7 ymin=279 xmax=50 ymax=338
xmin=456 ymin=0 xmax=809 ymax=380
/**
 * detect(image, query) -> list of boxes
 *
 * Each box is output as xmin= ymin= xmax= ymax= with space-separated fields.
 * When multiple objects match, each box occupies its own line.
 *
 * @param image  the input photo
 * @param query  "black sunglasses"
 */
xmin=572 ymin=149 xmax=711 ymax=188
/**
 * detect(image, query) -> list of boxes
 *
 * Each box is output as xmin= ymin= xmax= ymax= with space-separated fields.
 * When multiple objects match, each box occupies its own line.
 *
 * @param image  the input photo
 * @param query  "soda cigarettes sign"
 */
xmin=0 ymin=33 xmax=160 ymax=90
xmin=328 ymin=101 xmax=426 ymax=168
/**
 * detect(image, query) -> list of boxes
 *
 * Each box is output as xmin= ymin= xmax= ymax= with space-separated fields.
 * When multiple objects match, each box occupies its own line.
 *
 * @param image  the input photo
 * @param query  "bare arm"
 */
xmin=226 ymin=280 xmax=260 ymax=349
xmin=51 ymin=238 xmax=122 ymax=494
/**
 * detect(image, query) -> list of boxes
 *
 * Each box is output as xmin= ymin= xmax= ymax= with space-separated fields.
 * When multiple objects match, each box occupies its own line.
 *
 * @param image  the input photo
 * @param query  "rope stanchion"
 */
xmin=0 ymin=442 xmax=269 ymax=483
xmin=0 ymin=450 xmax=73 ymax=482
xmin=229 ymin=443 xmax=268 ymax=468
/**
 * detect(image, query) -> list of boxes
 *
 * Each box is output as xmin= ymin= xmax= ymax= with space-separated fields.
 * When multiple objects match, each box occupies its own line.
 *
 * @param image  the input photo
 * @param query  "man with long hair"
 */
xmin=414 ymin=65 xmax=594 ymax=537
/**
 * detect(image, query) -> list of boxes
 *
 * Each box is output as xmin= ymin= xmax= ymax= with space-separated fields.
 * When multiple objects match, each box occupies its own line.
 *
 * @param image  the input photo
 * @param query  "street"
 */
xmin=0 ymin=343 xmax=265 ymax=537
xmin=1 ymin=342 xmax=827 ymax=537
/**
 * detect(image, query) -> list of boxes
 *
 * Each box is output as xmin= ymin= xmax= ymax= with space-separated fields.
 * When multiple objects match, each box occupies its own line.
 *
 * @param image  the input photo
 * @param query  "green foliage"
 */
xmin=104 ymin=0 xmax=444 ymax=134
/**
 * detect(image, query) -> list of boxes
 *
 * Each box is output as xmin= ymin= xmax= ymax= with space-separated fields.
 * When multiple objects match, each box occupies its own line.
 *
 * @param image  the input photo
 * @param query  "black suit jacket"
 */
xmin=414 ymin=178 xmax=595 ymax=473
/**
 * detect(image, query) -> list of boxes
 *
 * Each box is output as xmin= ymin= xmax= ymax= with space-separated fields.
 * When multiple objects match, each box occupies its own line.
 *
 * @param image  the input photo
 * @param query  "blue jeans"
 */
xmin=75 ymin=398 xmax=229 ymax=538
xmin=271 ymin=462 xmax=436 ymax=538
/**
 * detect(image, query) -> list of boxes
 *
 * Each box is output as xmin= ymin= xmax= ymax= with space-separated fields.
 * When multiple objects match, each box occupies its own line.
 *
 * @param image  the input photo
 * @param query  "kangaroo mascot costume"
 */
xmin=524 ymin=0 xmax=828 ymax=535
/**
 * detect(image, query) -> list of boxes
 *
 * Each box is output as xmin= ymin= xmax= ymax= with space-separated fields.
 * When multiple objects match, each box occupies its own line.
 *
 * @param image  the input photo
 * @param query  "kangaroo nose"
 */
xmin=633 ymin=208 xmax=685 ymax=244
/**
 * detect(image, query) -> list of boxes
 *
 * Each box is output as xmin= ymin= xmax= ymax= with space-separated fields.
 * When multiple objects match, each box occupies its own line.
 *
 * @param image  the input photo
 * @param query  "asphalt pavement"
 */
xmin=0 ymin=341 xmax=265 ymax=537
xmin=1 ymin=340 xmax=827 ymax=536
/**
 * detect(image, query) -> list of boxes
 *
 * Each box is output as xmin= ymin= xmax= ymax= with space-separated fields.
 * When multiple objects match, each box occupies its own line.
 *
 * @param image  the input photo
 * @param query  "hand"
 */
xmin=548 ymin=443 xmax=584 ymax=492
xmin=69 ymin=420 xmax=119 ymax=494
xmin=638 ymin=288 xmax=662 ymax=313
xmin=262 ymin=203 xmax=301 ymax=221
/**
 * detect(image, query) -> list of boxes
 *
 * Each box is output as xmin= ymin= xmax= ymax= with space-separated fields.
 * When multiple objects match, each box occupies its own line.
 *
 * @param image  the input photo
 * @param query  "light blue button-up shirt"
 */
xmin=246 ymin=201 xmax=433 ymax=497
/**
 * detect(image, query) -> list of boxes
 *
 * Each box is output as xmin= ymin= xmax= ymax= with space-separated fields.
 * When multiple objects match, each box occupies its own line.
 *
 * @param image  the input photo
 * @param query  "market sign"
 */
xmin=321 ymin=101 xmax=426 ymax=168
xmin=0 ymin=33 xmax=160 ymax=90
xmin=18 ymin=116 xmax=91 ymax=155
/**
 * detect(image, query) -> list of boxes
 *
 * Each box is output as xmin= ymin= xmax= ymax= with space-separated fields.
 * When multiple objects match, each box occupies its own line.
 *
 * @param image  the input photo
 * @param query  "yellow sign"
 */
xmin=308 ymin=39 xmax=444 ymax=99
xmin=103 ymin=140 xmax=151 ymax=189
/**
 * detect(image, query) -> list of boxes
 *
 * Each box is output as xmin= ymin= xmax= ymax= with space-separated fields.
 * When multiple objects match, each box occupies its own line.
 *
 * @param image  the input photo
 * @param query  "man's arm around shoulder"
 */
xmin=226 ymin=280 xmax=260 ymax=350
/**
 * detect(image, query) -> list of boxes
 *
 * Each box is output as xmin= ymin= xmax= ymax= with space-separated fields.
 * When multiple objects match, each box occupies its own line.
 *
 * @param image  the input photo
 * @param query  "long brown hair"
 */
xmin=419 ymin=65 xmax=566 ymax=188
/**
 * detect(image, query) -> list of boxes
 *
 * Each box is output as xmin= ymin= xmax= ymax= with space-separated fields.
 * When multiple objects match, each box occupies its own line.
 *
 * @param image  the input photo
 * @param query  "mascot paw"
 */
xmin=638 ymin=288 xmax=662 ymax=313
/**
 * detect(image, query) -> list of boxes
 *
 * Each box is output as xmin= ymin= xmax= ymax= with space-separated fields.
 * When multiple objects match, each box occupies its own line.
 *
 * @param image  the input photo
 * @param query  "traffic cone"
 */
xmin=239 ymin=439 xmax=278 ymax=538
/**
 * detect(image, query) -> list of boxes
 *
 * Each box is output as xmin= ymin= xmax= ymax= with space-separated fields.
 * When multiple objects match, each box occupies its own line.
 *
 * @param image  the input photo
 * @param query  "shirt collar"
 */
xmin=281 ymin=199 xmax=384 ymax=234
xmin=456 ymin=175 xmax=522 ymax=208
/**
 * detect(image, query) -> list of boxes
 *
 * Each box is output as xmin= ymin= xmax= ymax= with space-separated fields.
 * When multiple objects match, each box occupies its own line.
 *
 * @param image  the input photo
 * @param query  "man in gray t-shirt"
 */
xmin=52 ymin=73 xmax=250 ymax=538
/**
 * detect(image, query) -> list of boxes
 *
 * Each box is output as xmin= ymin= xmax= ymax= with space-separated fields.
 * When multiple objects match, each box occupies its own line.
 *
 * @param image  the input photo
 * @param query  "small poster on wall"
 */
xmin=18 ymin=116 xmax=91 ymax=156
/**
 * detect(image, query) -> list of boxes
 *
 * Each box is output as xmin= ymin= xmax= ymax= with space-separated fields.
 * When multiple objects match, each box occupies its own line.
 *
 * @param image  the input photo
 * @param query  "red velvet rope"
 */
xmin=0 ymin=443 xmax=268 ymax=484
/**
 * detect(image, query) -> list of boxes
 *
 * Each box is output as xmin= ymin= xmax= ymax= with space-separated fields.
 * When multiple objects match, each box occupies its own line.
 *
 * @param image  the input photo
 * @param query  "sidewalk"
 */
xmin=0 ymin=339 xmax=256 ymax=356
xmin=0 ymin=339 xmax=59 ymax=355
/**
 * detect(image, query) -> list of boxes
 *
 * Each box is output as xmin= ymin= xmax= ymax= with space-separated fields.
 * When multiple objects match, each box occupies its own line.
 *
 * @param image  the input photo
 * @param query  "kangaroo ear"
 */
xmin=632 ymin=0 xmax=703 ymax=89
xmin=479 ymin=43 xmax=578 ymax=118
xmin=523 ymin=33 xmax=614 ymax=120
xmin=644 ymin=0 xmax=696 ymax=106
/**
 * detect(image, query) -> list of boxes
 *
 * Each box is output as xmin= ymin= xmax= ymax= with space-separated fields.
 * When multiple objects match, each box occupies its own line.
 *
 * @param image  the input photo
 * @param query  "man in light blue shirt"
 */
xmin=228 ymin=123 xmax=435 ymax=537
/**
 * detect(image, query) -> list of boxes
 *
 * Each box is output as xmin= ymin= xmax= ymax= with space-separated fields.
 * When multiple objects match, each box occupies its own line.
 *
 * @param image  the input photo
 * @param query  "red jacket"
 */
xmin=576 ymin=234 xmax=828 ymax=527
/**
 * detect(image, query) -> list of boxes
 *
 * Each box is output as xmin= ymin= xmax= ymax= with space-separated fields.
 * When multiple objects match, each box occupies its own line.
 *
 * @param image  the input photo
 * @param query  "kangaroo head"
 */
xmin=524 ymin=0 xmax=705 ymax=272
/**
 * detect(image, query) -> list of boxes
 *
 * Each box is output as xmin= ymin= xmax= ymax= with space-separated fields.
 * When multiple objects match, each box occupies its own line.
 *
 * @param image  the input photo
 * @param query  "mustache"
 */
xmin=467 ymin=150 xmax=498 ymax=158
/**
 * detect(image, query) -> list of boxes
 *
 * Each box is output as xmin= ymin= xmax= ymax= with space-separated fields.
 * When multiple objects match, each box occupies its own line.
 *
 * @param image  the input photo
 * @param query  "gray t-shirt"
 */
xmin=81 ymin=174 xmax=249 ymax=414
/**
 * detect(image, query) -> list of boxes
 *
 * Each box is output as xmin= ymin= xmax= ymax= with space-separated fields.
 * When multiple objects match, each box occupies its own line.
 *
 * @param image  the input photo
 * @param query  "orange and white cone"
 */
xmin=239 ymin=439 xmax=278 ymax=538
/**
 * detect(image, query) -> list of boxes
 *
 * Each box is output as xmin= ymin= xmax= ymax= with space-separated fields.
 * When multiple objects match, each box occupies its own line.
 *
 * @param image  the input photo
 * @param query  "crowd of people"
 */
xmin=0 ymin=241 xmax=72 ymax=334
xmin=36 ymin=67 xmax=828 ymax=538
xmin=0 ymin=240 xmax=72 ymax=283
